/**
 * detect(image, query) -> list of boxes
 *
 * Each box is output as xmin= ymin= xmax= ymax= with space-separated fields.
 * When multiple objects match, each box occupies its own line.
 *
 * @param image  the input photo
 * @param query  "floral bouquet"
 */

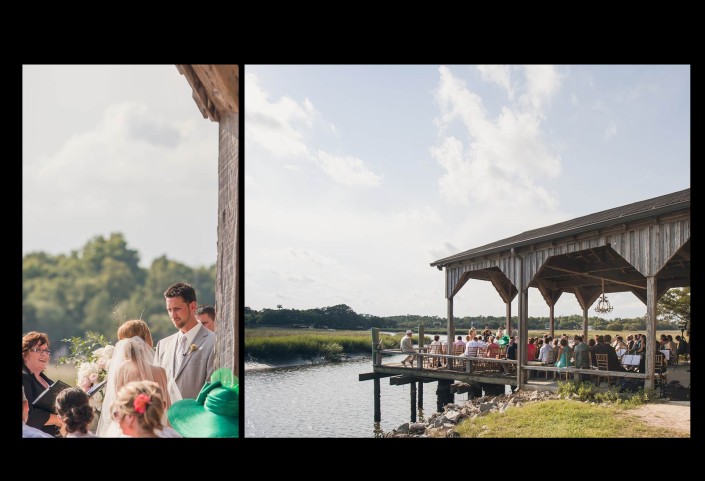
xmin=58 ymin=332 xmax=114 ymax=412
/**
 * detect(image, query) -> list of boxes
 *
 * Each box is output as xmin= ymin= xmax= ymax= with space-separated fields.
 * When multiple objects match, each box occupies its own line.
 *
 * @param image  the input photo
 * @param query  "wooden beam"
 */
xmin=359 ymin=372 xmax=395 ymax=381
xmin=546 ymin=265 xmax=646 ymax=290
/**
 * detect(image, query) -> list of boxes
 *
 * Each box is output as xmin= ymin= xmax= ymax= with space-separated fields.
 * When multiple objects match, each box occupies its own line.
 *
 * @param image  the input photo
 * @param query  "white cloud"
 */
xmin=23 ymin=101 xmax=217 ymax=266
xmin=244 ymin=72 xmax=313 ymax=157
xmin=521 ymin=65 xmax=562 ymax=113
xmin=478 ymin=65 xmax=514 ymax=99
xmin=432 ymin=66 xmax=561 ymax=210
xmin=246 ymin=72 xmax=382 ymax=187
xmin=312 ymin=150 xmax=381 ymax=187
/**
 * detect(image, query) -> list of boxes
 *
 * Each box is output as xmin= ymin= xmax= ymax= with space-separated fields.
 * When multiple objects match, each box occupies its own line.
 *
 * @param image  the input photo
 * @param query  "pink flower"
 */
xmin=133 ymin=393 xmax=151 ymax=414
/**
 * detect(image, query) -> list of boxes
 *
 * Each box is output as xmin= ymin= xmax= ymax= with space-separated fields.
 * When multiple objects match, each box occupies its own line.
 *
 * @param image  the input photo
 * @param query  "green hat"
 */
xmin=497 ymin=335 xmax=510 ymax=346
xmin=167 ymin=368 xmax=239 ymax=438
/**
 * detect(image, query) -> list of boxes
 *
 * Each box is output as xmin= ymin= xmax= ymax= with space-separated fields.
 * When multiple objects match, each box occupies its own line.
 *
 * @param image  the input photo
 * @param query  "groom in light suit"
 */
xmin=155 ymin=282 xmax=216 ymax=400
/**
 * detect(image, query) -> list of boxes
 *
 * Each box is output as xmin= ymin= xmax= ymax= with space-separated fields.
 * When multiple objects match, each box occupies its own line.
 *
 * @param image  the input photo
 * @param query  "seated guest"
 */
xmin=555 ymin=338 xmax=573 ymax=368
xmin=526 ymin=338 xmax=536 ymax=362
xmin=486 ymin=336 xmax=500 ymax=358
xmin=600 ymin=335 xmax=626 ymax=372
xmin=22 ymin=387 xmax=53 ymax=438
xmin=453 ymin=335 xmax=466 ymax=349
xmin=110 ymin=381 xmax=166 ymax=438
xmin=587 ymin=338 xmax=597 ymax=366
xmin=538 ymin=336 xmax=554 ymax=363
xmin=21 ymin=331 xmax=62 ymax=437
xmin=506 ymin=338 xmax=517 ymax=360
xmin=55 ymin=388 xmax=98 ymax=438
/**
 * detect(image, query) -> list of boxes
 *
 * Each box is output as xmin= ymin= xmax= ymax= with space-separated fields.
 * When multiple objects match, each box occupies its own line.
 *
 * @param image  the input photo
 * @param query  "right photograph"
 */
xmin=244 ymin=65 xmax=691 ymax=438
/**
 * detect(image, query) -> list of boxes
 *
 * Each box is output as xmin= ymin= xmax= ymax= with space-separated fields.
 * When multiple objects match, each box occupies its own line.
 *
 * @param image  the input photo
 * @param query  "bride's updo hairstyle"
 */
xmin=111 ymin=381 xmax=164 ymax=435
xmin=117 ymin=320 xmax=153 ymax=348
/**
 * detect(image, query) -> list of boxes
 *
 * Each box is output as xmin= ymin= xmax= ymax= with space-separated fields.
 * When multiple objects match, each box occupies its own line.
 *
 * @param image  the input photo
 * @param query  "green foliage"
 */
xmin=658 ymin=287 xmax=690 ymax=329
xmin=57 ymin=332 xmax=111 ymax=369
xmin=245 ymin=331 xmax=374 ymax=360
xmin=23 ymin=233 xmax=216 ymax=347
xmin=319 ymin=342 xmax=344 ymax=361
xmin=556 ymin=380 xmax=651 ymax=407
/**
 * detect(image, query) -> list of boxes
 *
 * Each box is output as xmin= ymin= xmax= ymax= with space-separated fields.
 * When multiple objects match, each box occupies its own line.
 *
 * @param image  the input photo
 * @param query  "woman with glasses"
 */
xmin=21 ymin=331 xmax=62 ymax=437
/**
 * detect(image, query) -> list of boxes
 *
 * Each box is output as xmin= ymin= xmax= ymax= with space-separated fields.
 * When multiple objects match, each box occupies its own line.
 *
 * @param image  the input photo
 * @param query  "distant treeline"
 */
xmin=23 ymin=233 xmax=216 ymax=347
xmin=245 ymin=305 xmax=680 ymax=333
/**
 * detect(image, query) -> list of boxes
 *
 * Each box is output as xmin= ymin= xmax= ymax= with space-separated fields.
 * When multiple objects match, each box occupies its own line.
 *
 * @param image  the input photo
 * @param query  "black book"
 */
xmin=31 ymin=380 xmax=72 ymax=414
xmin=87 ymin=379 xmax=107 ymax=397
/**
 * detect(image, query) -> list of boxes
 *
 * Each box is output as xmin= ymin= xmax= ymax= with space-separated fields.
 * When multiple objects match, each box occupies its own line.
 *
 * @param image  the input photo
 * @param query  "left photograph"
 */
xmin=22 ymin=65 xmax=240 ymax=438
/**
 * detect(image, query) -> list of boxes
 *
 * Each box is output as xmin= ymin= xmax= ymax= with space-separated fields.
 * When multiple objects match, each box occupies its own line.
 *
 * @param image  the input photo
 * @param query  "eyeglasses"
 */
xmin=29 ymin=348 xmax=51 ymax=355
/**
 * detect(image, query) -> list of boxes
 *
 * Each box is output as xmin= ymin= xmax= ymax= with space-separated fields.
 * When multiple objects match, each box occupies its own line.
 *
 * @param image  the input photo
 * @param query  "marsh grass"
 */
xmin=455 ymin=399 xmax=687 ymax=438
xmin=245 ymin=328 xmax=432 ymax=360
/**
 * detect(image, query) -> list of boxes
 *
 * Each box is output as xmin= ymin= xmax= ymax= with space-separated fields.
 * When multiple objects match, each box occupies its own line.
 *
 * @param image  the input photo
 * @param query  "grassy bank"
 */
xmin=245 ymin=328 xmax=424 ymax=361
xmin=455 ymin=398 xmax=687 ymax=438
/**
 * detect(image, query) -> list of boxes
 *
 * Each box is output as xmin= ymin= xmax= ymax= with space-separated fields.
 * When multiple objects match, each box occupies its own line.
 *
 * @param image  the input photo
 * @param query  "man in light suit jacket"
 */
xmin=155 ymin=282 xmax=216 ymax=400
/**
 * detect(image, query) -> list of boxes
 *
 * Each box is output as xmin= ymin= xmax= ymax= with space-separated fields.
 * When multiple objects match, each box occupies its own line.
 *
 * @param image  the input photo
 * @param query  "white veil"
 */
xmin=96 ymin=336 xmax=165 ymax=437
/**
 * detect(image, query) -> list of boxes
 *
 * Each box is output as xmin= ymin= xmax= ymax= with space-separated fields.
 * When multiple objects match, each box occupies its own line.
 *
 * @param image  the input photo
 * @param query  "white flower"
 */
xmin=93 ymin=345 xmax=115 ymax=360
xmin=80 ymin=377 xmax=93 ymax=391
xmin=77 ymin=361 xmax=98 ymax=382
xmin=89 ymin=372 xmax=99 ymax=383
xmin=96 ymin=357 xmax=108 ymax=370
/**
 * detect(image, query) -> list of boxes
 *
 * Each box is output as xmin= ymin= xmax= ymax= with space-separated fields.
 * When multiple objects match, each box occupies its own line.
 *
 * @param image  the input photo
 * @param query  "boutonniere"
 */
xmin=189 ymin=344 xmax=199 ymax=354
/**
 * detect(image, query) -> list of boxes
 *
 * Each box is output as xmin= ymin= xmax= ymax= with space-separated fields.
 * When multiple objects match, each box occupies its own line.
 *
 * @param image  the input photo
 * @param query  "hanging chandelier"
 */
xmin=594 ymin=279 xmax=613 ymax=314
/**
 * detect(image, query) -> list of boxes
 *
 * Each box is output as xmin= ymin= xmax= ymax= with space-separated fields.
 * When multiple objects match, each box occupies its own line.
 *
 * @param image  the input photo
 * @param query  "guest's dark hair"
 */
xmin=56 ymin=388 xmax=94 ymax=435
xmin=197 ymin=305 xmax=216 ymax=319
xmin=164 ymin=282 xmax=197 ymax=304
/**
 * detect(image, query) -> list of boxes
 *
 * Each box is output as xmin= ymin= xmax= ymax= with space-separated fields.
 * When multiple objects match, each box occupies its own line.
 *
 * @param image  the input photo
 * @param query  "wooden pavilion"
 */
xmin=176 ymin=65 xmax=240 ymax=376
xmin=430 ymin=188 xmax=690 ymax=391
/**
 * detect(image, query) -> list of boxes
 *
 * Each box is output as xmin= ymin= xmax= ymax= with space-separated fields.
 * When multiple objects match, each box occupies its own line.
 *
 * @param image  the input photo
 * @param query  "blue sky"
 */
xmin=245 ymin=65 xmax=690 ymax=320
xmin=23 ymin=65 xmax=220 ymax=268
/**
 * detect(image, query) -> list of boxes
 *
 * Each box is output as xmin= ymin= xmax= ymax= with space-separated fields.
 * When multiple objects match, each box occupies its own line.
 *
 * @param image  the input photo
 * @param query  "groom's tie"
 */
xmin=177 ymin=335 xmax=189 ymax=371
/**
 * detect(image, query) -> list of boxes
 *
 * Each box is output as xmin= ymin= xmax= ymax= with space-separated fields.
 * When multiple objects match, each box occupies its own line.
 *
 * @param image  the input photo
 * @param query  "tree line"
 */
xmin=23 ymin=233 xmax=216 ymax=348
xmin=246 ymin=287 xmax=689 ymax=333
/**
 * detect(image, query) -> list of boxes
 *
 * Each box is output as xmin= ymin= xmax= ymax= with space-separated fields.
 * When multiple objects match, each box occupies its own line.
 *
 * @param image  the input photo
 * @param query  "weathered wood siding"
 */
xmin=444 ymin=218 xmax=689 ymax=298
xmin=608 ymin=219 xmax=690 ymax=277
xmin=215 ymin=112 xmax=239 ymax=376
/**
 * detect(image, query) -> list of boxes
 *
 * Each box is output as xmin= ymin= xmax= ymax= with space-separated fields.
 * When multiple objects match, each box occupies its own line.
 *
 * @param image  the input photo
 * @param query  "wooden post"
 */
xmin=418 ymin=381 xmax=423 ymax=412
xmin=410 ymin=382 xmax=417 ymax=422
xmin=505 ymin=301 xmax=511 ymax=337
xmin=214 ymin=111 xmax=239 ymax=376
xmin=582 ymin=307 xmax=588 ymax=343
xmin=447 ymin=297 xmax=454 ymax=355
xmin=516 ymin=250 xmax=528 ymax=386
xmin=549 ymin=304 xmax=555 ymax=339
xmin=418 ymin=324 xmax=425 ymax=368
xmin=373 ymin=377 xmax=381 ymax=423
xmin=372 ymin=328 xmax=380 ymax=366
xmin=645 ymin=276 xmax=657 ymax=391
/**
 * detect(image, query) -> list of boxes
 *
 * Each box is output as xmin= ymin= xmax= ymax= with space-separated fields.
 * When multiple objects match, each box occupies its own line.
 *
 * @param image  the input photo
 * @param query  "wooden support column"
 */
xmin=418 ymin=381 xmax=424 ymax=413
xmin=645 ymin=276 xmax=657 ymax=391
xmin=372 ymin=328 xmax=380 ymax=367
xmin=447 ymin=297 xmax=454 ymax=353
xmin=582 ymin=307 xmax=589 ymax=342
xmin=505 ymin=301 xmax=511 ymax=338
xmin=515 ymin=250 xmax=527 ymax=386
xmin=373 ymin=377 xmax=381 ymax=423
xmin=410 ymin=382 xmax=417 ymax=422
xmin=549 ymin=305 xmax=555 ymax=338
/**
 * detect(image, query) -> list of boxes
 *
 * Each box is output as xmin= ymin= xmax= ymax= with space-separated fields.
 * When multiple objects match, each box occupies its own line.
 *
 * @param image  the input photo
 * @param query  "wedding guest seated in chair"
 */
xmin=55 ymin=387 xmax=98 ymax=438
xmin=110 ymin=380 xmax=167 ymax=438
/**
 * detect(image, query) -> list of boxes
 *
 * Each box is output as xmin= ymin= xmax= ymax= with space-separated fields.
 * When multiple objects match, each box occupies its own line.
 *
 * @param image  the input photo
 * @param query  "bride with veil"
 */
xmin=96 ymin=336 xmax=182 ymax=437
